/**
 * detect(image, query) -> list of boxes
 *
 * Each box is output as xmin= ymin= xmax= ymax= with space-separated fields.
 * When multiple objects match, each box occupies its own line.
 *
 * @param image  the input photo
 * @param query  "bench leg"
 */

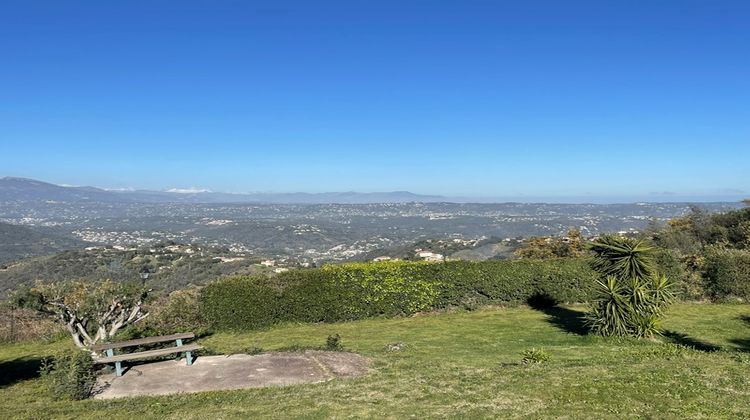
xmin=115 ymin=361 xmax=123 ymax=377
xmin=105 ymin=349 xmax=124 ymax=377
xmin=175 ymin=338 xmax=194 ymax=365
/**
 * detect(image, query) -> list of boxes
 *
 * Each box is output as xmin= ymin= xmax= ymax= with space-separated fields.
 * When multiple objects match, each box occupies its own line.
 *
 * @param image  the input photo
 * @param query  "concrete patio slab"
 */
xmin=93 ymin=351 xmax=369 ymax=399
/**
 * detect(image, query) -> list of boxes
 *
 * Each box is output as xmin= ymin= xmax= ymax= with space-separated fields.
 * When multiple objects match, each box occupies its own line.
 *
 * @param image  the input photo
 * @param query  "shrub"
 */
xmin=144 ymin=288 xmax=209 ymax=335
xmin=703 ymin=247 xmax=750 ymax=301
xmin=521 ymin=348 xmax=550 ymax=364
xmin=40 ymin=349 xmax=97 ymax=400
xmin=653 ymin=248 xmax=696 ymax=297
xmin=325 ymin=334 xmax=342 ymax=351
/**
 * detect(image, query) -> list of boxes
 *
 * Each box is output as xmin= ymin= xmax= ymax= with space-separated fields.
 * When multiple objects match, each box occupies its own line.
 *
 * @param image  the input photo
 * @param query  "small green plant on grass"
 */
xmin=636 ymin=343 xmax=690 ymax=360
xmin=521 ymin=348 xmax=550 ymax=364
xmin=326 ymin=334 xmax=342 ymax=351
xmin=245 ymin=346 xmax=264 ymax=355
xmin=731 ymin=352 xmax=750 ymax=365
xmin=40 ymin=349 xmax=97 ymax=400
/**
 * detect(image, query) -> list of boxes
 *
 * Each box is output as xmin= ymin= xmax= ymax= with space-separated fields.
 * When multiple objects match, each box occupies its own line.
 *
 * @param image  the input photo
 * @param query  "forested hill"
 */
xmin=0 ymin=222 xmax=85 ymax=264
xmin=0 ymin=243 xmax=271 ymax=295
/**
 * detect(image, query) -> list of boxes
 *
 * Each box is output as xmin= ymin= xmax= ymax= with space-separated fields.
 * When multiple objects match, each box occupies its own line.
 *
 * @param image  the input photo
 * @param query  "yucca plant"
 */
xmin=648 ymin=274 xmax=676 ymax=313
xmin=586 ymin=276 xmax=632 ymax=336
xmin=586 ymin=236 xmax=674 ymax=338
xmin=630 ymin=313 xmax=661 ymax=338
xmin=589 ymin=235 xmax=655 ymax=281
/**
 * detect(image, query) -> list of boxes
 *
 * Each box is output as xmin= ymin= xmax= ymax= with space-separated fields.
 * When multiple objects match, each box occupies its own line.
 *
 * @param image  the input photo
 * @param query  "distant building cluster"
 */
xmin=414 ymin=249 xmax=444 ymax=262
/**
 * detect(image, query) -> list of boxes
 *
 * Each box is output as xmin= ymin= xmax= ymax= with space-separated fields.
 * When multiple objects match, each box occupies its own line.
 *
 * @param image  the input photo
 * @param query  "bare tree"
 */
xmin=33 ymin=280 xmax=150 ymax=351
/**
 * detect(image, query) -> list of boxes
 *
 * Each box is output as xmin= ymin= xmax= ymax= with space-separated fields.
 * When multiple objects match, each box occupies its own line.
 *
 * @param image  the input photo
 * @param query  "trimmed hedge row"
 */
xmin=200 ymin=258 xmax=599 ymax=331
xmin=201 ymin=276 xmax=278 ymax=330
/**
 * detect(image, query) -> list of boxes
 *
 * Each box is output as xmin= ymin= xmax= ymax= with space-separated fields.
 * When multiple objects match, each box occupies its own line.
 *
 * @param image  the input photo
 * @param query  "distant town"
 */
xmin=1 ymin=178 xmax=742 ymax=272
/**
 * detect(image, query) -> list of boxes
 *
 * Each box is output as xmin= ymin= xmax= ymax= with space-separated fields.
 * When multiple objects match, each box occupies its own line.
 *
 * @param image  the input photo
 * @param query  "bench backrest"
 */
xmin=91 ymin=332 xmax=195 ymax=352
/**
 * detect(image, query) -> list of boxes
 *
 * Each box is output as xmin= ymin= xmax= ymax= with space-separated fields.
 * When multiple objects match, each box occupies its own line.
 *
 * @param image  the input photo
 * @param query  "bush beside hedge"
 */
xmin=703 ymin=247 xmax=750 ymax=301
xmin=652 ymin=248 xmax=703 ymax=299
xmin=200 ymin=258 xmax=599 ymax=331
xmin=40 ymin=349 xmax=97 ymax=400
xmin=141 ymin=288 xmax=209 ymax=336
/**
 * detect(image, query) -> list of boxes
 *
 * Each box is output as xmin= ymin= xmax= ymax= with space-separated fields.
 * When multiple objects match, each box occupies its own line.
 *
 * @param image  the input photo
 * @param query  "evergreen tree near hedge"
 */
xmin=586 ymin=236 xmax=675 ymax=337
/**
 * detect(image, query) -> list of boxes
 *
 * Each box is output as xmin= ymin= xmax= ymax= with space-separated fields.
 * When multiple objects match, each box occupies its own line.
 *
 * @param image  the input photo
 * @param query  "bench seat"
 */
xmin=91 ymin=332 xmax=196 ymax=352
xmin=94 ymin=343 xmax=203 ymax=364
xmin=91 ymin=332 xmax=202 ymax=376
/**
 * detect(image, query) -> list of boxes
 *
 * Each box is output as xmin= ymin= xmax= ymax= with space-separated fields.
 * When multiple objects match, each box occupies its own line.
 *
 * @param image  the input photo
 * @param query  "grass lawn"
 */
xmin=1 ymin=303 xmax=749 ymax=419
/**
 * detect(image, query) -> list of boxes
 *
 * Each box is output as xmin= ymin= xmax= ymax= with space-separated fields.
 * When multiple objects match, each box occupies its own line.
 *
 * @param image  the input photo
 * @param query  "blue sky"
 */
xmin=1 ymin=1 xmax=748 ymax=201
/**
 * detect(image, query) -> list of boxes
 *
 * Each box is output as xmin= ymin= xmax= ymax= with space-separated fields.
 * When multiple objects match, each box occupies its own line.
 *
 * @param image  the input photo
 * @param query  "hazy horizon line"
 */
xmin=2 ymin=176 xmax=747 ymax=205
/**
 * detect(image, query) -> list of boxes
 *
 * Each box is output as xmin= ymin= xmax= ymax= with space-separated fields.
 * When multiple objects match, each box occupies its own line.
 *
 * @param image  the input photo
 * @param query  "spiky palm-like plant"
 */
xmin=589 ymin=235 xmax=655 ymax=281
xmin=586 ymin=276 xmax=632 ymax=336
xmin=586 ymin=236 xmax=675 ymax=338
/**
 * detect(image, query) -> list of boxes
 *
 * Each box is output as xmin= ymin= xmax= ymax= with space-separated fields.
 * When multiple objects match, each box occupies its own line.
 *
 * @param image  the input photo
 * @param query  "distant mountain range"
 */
xmin=0 ymin=177 xmax=446 ymax=204
xmin=2 ymin=177 xmax=746 ymax=205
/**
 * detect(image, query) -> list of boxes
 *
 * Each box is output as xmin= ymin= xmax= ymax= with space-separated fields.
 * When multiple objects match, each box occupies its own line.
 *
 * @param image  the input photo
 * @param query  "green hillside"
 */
xmin=0 ymin=222 xmax=84 ymax=265
xmin=0 ymin=243 xmax=270 ymax=294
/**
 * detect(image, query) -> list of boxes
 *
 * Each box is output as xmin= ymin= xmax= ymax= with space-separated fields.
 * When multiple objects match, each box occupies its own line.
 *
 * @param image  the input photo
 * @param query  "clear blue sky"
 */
xmin=1 ymin=1 xmax=748 ymax=201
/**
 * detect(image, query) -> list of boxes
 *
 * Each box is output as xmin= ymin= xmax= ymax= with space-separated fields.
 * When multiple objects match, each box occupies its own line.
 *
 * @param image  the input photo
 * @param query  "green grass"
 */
xmin=1 ymin=303 xmax=749 ymax=419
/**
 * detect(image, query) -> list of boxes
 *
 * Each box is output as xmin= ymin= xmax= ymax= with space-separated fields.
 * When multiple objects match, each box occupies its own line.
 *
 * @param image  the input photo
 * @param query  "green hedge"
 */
xmin=431 ymin=259 xmax=597 ymax=308
xmin=284 ymin=261 xmax=441 ymax=322
xmin=200 ymin=276 xmax=278 ymax=330
xmin=703 ymin=247 xmax=750 ymax=301
xmin=200 ymin=258 xmax=598 ymax=331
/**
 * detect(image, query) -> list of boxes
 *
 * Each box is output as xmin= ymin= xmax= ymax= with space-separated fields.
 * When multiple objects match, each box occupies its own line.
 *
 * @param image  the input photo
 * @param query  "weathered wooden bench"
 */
xmin=91 ymin=332 xmax=203 ymax=377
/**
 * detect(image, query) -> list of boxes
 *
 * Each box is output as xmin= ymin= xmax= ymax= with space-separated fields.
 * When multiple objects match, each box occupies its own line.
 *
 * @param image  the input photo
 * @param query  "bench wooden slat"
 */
xmin=94 ymin=344 xmax=203 ymax=364
xmin=91 ymin=332 xmax=195 ymax=351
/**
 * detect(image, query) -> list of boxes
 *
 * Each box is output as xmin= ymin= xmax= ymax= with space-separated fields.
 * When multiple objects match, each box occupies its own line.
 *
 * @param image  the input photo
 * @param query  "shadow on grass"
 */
xmin=540 ymin=306 xmax=589 ymax=336
xmin=661 ymin=330 xmax=722 ymax=352
xmin=729 ymin=338 xmax=750 ymax=352
xmin=729 ymin=315 xmax=750 ymax=352
xmin=0 ymin=356 xmax=43 ymax=388
xmin=529 ymin=300 xmax=589 ymax=336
